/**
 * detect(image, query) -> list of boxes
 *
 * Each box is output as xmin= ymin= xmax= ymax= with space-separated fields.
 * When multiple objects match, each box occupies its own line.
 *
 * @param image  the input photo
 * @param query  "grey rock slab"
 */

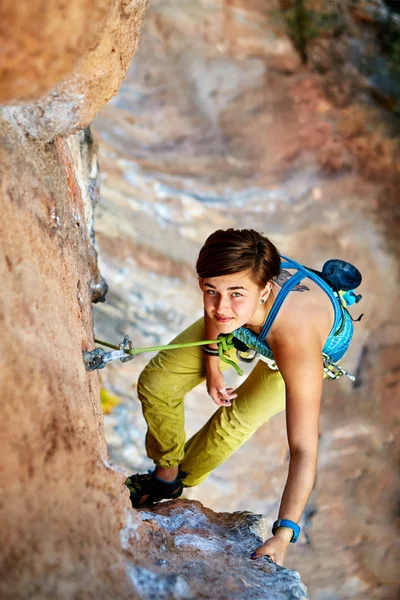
xmin=124 ymin=499 xmax=309 ymax=600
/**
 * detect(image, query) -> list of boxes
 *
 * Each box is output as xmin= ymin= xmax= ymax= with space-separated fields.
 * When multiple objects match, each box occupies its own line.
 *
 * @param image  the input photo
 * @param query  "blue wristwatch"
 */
xmin=272 ymin=519 xmax=300 ymax=543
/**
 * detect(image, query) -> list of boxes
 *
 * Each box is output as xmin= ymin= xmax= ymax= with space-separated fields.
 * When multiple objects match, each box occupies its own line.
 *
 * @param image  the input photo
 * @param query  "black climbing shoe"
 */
xmin=125 ymin=470 xmax=186 ymax=508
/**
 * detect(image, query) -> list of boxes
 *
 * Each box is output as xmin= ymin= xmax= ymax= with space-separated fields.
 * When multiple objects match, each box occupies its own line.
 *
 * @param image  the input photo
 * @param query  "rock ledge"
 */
xmin=122 ymin=499 xmax=309 ymax=600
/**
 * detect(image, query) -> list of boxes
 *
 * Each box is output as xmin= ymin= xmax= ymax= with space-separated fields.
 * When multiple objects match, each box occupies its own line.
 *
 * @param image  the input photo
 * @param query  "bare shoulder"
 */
xmin=269 ymin=301 xmax=317 ymax=343
xmin=267 ymin=283 xmax=332 ymax=349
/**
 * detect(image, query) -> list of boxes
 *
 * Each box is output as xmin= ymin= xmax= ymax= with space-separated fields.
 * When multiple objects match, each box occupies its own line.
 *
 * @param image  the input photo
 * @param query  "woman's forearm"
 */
xmin=251 ymin=449 xmax=318 ymax=558
xmin=203 ymin=310 xmax=220 ymax=347
xmin=203 ymin=310 xmax=221 ymax=373
xmin=278 ymin=450 xmax=317 ymax=523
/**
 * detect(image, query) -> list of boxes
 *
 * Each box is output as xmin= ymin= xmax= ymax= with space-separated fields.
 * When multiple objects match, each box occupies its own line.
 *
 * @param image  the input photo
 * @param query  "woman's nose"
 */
xmin=216 ymin=295 xmax=230 ymax=312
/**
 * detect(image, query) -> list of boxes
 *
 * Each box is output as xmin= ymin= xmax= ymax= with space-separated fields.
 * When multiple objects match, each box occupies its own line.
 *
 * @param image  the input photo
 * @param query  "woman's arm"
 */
xmin=251 ymin=326 xmax=323 ymax=564
xmin=203 ymin=310 xmax=237 ymax=406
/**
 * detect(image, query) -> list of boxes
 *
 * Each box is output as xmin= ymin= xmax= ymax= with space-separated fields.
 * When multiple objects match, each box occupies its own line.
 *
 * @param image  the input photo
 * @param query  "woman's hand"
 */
xmin=206 ymin=369 xmax=237 ymax=406
xmin=250 ymin=529 xmax=292 ymax=566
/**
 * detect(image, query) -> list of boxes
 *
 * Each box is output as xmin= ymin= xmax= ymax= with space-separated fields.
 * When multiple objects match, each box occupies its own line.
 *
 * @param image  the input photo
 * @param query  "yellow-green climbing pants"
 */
xmin=137 ymin=318 xmax=286 ymax=487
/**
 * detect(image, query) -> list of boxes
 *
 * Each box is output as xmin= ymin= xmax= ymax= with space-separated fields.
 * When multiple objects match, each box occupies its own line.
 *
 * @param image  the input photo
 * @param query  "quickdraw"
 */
xmin=83 ymin=335 xmax=135 ymax=371
xmin=322 ymin=353 xmax=356 ymax=381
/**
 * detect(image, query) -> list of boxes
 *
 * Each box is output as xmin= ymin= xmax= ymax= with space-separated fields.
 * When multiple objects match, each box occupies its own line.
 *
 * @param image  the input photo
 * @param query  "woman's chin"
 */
xmin=215 ymin=320 xmax=238 ymax=333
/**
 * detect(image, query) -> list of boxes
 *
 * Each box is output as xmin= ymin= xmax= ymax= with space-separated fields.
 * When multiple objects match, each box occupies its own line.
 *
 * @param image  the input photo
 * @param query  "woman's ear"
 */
xmin=260 ymin=282 xmax=272 ymax=303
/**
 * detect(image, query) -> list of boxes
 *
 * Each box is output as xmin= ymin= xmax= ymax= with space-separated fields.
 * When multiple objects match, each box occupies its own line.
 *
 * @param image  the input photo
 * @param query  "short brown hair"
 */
xmin=196 ymin=229 xmax=280 ymax=288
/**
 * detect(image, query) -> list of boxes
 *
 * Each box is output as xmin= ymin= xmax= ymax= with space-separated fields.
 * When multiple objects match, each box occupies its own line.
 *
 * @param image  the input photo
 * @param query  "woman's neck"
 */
xmin=245 ymin=284 xmax=277 ymax=334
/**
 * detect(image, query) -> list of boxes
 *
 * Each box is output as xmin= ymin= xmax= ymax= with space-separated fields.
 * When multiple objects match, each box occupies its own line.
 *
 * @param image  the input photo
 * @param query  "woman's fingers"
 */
xmin=251 ymin=549 xmax=272 ymax=560
xmin=251 ymin=549 xmax=280 ymax=564
xmin=209 ymin=386 xmax=237 ymax=406
xmin=250 ymin=538 xmax=286 ymax=566
xmin=218 ymin=387 xmax=237 ymax=402
xmin=206 ymin=371 xmax=237 ymax=406
xmin=209 ymin=389 xmax=226 ymax=406
xmin=218 ymin=387 xmax=237 ymax=398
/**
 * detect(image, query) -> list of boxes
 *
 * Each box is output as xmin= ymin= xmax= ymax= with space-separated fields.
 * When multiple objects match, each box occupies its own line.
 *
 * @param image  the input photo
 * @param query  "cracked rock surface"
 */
xmin=124 ymin=500 xmax=308 ymax=600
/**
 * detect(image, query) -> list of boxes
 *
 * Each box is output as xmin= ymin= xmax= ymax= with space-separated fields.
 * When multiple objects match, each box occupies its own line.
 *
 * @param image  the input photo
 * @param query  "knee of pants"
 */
xmin=137 ymin=357 xmax=189 ymax=412
xmin=137 ymin=362 xmax=166 ymax=408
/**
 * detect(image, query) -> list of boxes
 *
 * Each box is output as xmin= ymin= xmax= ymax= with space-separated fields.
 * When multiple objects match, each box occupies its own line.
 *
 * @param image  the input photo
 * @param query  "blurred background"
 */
xmin=91 ymin=1 xmax=400 ymax=598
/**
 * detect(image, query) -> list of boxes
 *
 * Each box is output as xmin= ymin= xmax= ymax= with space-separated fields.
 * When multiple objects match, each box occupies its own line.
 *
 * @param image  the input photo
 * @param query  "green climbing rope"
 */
xmin=94 ymin=333 xmax=244 ymax=376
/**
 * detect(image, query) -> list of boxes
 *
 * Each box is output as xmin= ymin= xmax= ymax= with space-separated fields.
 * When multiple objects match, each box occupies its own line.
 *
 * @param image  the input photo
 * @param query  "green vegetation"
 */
xmin=280 ymin=0 xmax=345 ymax=64
xmin=379 ymin=18 xmax=400 ymax=76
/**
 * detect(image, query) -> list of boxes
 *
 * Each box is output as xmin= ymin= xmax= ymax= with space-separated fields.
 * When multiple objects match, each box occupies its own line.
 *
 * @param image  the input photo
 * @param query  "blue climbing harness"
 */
xmin=232 ymin=255 xmax=362 ymax=381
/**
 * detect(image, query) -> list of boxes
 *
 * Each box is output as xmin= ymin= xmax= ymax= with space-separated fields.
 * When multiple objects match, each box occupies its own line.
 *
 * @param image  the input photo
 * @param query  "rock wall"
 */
xmin=0 ymin=1 xmax=147 ymax=598
xmin=1 ymin=0 xmax=149 ymax=141
xmin=0 ymin=118 xmax=137 ymax=599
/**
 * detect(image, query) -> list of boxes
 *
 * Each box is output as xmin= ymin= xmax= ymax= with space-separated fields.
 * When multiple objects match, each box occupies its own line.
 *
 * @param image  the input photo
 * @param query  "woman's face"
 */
xmin=201 ymin=270 xmax=270 ymax=333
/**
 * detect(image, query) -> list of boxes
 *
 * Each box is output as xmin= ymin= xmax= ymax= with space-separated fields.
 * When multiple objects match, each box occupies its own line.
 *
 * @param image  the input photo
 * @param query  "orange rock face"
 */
xmin=0 ymin=0 xmax=106 ymax=102
xmin=1 ymin=0 xmax=149 ymax=141
xmin=0 ymin=1 xmax=148 ymax=595
xmin=0 ymin=118 xmax=140 ymax=598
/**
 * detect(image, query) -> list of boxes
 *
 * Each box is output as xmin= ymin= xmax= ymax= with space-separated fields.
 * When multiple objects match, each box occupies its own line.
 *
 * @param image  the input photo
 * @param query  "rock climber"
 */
xmin=125 ymin=228 xmax=358 ymax=565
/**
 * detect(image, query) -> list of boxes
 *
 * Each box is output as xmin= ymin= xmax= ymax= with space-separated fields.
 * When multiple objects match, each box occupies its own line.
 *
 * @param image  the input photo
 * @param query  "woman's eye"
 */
xmin=207 ymin=290 xmax=217 ymax=296
xmin=232 ymin=292 xmax=242 ymax=298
